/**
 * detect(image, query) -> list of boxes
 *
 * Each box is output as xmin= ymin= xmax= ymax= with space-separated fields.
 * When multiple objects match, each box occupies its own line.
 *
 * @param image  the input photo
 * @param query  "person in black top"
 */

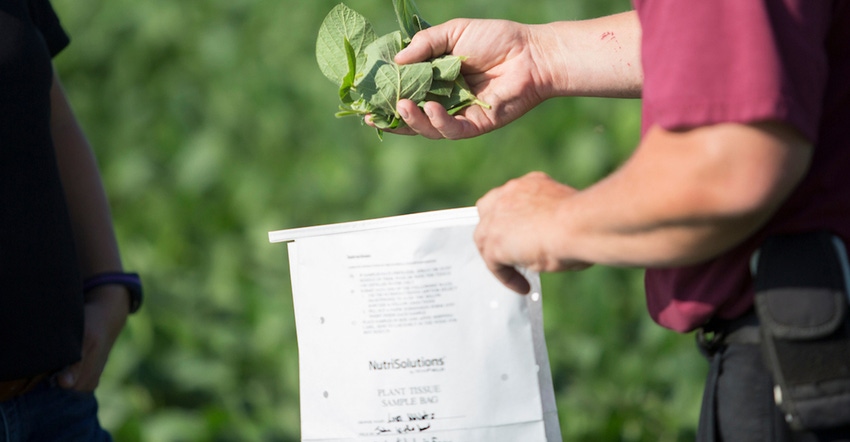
xmin=1 ymin=0 xmax=140 ymax=439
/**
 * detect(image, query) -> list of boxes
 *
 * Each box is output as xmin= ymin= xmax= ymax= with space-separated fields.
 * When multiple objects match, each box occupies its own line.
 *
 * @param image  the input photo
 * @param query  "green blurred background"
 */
xmin=51 ymin=0 xmax=706 ymax=440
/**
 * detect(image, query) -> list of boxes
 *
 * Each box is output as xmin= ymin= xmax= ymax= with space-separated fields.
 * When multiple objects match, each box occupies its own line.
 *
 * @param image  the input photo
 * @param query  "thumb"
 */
xmin=493 ymin=264 xmax=532 ymax=295
xmin=395 ymin=22 xmax=457 ymax=65
xmin=56 ymin=364 xmax=79 ymax=389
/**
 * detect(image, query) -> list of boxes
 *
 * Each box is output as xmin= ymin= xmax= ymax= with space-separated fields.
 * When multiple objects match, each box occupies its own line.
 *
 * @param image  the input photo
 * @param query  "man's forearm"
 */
xmin=534 ymin=11 xmax=643 ymax=99
xmin=547 ymin=122 xmax=811 ymax=268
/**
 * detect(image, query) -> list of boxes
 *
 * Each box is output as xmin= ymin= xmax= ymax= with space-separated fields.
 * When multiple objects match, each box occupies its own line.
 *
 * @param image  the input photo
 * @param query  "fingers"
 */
xmin=475 ymin=181 xmax=503 ymax=212
xmin=474 ymin=222 xmax=531 ymax=295
xmin=395 ymin=20 xmax=464 ymax=65
xmin=492 ymin=264 xmax=532 ymax=294
xmin=474 ymin=172 xmax=592 ymax=292
xmin=55 ymin=292 xmax=127 ymax=393
xmin=364 ymin=114 xmax=416 ymax=135
xmin=56 ymin=364 xmax=79 ymax=389
xmin=56 ymin=360 xmax=98 ymax=392
xmin=474 ymin=192 xmax=530 ymax=294
xmin=399 ymin=100 xmax=461 ymax=139
xmin=395 ymin=100 xmax=439 ymax=138
xmin=365 ymin=100 xmax=469 ymax=139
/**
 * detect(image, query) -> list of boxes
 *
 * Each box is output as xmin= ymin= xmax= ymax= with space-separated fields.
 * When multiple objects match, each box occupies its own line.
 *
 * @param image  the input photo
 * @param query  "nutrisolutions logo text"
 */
xmin=368 ymin=357 xmax=445 ymax=371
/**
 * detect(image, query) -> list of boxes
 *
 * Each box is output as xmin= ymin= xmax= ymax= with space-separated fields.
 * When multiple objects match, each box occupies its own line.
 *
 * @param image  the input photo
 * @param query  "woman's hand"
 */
xmin=56 ymin=285 xmax=128 ymax=392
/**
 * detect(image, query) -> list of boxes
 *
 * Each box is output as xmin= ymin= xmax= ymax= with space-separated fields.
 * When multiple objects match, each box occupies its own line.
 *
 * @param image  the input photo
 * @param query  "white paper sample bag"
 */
xmin=269 ymin=208 xmax=560 ymax=442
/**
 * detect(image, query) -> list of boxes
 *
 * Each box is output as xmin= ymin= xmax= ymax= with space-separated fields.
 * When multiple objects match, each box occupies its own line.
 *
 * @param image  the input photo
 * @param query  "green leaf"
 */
xmin=414 ymin=15 xmax=430 ymax=33
xmin=428 ymin=79 xmax=454 ymax=97
xmin=454 ymin=74 xmax=491 ymax=109
xmin=316 ymin=3 xmax=378 ymax=86
xmin=422 ymin=77 xmax=490 ymax=114
xmin=318 ymin=3 xmax=487 ymax=130
xmin=334 ymin=109 xmax=362 ymax=118
xmin=423 ymin=86 xmax=469 ymax=113
xmin=362 ymin=31 xmax=404 ymax=67
xmin=368 ymin=112 xmax=400 ymax=129
xmin=336 ymin=98 xmax=371 ymax=117
xmin=392 ymin=0 xmax=432 ymax=41
xmin=396 ymin=63 xmax=434 ymax=103
xmin=359 ymin=60 xmax=433 ymax=117
xmin=359 ymin=31 xmax=433 ymax=118
xmin=431 ymin=55 xmax=463 ymax=81
xmin=338 ymin=38 xmax=358 ymax=103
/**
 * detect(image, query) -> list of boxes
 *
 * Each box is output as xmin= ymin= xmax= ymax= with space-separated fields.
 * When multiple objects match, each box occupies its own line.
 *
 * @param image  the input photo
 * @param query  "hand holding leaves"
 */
xmin=316 ymin=2 xmax=489 ymax=137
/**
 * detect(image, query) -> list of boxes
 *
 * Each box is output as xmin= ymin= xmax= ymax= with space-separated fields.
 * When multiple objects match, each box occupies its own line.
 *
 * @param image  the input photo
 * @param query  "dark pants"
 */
xmin=697 ymin=341 xmax=850 ymax=441
xmin=0 ymin=378 xmax=112 ymax=442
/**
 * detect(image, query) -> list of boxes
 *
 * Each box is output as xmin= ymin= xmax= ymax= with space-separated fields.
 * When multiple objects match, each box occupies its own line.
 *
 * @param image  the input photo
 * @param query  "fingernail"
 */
xmin=398 ymin=107 xmax=409 ymax=120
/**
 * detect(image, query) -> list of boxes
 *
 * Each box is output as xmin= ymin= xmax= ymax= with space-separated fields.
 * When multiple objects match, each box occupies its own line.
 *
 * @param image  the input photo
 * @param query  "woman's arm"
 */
xmin=50 ymin=70 xmax=129 ymax=391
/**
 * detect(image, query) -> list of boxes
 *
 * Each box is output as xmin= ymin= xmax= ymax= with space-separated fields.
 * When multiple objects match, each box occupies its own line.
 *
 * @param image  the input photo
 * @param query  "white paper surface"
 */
xmin=271 ymin=208 xmax=560 ymax=442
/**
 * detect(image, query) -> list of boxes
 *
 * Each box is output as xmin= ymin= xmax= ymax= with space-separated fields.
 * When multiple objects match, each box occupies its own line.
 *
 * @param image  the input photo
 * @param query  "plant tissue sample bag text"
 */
xmin=269 ymin=208 xmax=561 ymax=442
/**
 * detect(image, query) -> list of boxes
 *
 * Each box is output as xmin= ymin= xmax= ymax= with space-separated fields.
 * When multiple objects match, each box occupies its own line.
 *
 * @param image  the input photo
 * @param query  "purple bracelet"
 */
xmin=82 ymin=271 xmax=143 ymax=314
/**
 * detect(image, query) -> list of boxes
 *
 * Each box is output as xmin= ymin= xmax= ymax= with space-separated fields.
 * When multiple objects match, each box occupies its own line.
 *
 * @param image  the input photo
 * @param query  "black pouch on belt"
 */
xmin=752 ymin=231 xmax=850 ymax=431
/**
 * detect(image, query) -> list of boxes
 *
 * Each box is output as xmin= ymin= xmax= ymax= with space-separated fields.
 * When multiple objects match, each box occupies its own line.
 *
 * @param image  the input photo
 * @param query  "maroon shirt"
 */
xmin=634 ymin=0 xmax=850 ymax=332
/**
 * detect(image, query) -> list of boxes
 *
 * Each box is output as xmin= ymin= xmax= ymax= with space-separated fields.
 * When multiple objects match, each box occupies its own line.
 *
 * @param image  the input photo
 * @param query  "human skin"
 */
xmin=49 ymin=70 xmax=129 ymax=391
xmin=380 ymin=12 xmax=642 ymax=140
xmin=474 ymin=122 xmax=811 ymax=293
xmin=374 ymin=12 xmax=813 ymax=294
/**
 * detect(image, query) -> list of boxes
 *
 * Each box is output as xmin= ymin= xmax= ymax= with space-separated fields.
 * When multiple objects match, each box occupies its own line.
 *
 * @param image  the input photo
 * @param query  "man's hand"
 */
xmin=56 ymin=285 xmax=129 ymax=392
xmin=474 ymin=172 xmax=591 ymax=293
xmin=474 ymin=122 xmax=813 ymax=294
xmin=370 ymin=12 xmax=643 ymax=140
xmin=371 ymin=18 xmax=550 ymax=140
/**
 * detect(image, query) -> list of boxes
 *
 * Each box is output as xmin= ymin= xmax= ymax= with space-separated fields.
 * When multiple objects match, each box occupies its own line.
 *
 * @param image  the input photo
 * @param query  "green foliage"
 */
xmin=316 ymin=2 xmax=486 ymax=135
xmin=316 ymin=3 xmax=378 ymax=86
xmin=393 ymin=0 xmax=432 ymax=40
xmin=51 ymin=0 xmax=703 ymax=440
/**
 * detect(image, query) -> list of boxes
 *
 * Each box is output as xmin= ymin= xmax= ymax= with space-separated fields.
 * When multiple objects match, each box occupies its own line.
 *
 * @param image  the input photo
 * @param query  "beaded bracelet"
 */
xmin=83 ymin=271 xmax=143 ymax=314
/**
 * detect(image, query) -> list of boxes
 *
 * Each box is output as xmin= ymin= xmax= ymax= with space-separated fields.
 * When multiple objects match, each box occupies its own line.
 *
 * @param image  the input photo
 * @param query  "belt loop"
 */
xmin=696 ymin=327 xmax=725 ymax=358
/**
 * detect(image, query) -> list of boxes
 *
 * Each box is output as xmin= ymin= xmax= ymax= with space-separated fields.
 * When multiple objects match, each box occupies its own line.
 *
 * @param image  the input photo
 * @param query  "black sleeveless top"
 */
xmin=1 ymin=0 xmax=83 ymax=380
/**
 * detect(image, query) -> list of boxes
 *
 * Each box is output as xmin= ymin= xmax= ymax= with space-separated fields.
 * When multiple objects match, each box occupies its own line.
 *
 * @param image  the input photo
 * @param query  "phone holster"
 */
xmin=752 ymin=231 xmax=850 ymax=431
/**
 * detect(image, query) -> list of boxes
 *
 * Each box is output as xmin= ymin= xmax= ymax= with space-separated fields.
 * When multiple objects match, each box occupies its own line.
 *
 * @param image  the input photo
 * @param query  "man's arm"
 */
xmin=474 ymin=121 xmax=812 ymax=293
xmin=535 ymin=11 xmax=642 ymax=99
xmin=49 ymin=70 xmax=129 ymax=391
xmin=386 ymin=11 xmax=642 ymax=139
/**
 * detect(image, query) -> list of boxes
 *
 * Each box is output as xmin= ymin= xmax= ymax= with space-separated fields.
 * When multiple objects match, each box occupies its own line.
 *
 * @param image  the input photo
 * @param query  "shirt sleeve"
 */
xmin=637 ymin=0 xmax=834 ymax=143
xmin=28 ymin=0 xmax=70 ymax=57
